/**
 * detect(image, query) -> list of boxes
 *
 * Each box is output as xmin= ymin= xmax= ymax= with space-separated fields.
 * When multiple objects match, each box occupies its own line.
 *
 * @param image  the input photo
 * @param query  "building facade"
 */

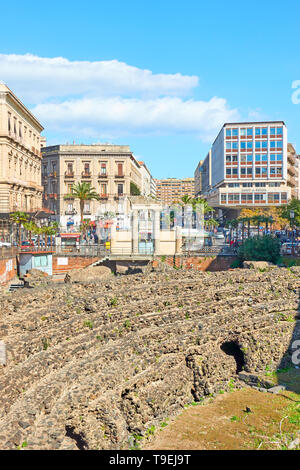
xmin=41 ymin=144 xmax=142 ymax=229
xmin=0 ymin=84 xmax=44 ymax=216
xmin=155 ymin=178 xmax=195 ymax=205
xmin=138 ymin=161 xmax=152 ymax=196
xmin=196 ymin=121 xmax=298 ymax=218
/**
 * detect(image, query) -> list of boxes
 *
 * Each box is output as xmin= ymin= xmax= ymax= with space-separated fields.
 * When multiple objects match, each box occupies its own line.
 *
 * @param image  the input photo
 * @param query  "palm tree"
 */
xmin=237 ymin=217 xmax=248 ymax=242
xmin=251 ymin=215 xmax=265 ymax=236
xmin=67 ymin=182 xmax=99 ymax=231
xmin=10 ymin=211 xmax=29 ymax=246
xmin=205 ymin=218 xmax=219 ymax=231
xmin=23 ymin=220 xmax=37 ymax=244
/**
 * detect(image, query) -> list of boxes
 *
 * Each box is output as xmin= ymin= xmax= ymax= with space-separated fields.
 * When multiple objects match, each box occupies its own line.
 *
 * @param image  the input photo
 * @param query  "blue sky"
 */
xmin=1 ymin=0 xmax=300 ymax=179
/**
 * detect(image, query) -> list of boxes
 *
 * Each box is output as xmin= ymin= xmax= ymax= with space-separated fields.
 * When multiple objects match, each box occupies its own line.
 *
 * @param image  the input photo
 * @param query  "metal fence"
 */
xmin=182 ymin=244 xmax=237 ymax=256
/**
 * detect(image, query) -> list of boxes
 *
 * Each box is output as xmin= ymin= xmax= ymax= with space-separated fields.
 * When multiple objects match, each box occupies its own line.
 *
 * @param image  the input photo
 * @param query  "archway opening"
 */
xmin=220 ymin=341 xmax=245 ymax=374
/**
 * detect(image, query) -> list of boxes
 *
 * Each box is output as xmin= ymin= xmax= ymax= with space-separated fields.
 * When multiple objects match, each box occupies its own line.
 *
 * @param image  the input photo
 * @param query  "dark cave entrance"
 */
xmin=220 ymin=341 xmax=245 ymax=374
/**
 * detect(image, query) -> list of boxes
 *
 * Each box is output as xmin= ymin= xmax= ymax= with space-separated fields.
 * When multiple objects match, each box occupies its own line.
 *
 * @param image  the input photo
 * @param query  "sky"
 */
xmin=1 ymin=0 xmax=300 ymax=179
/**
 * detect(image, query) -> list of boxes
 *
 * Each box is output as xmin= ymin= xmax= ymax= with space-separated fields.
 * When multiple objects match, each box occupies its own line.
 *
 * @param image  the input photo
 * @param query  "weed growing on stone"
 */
xmin=42 ymin=338 xmax=49 ymax=350
xmin=110 ymin=297 xmax=118 ymax=307
xmin=83 ymin=320 xmax=93 ymax=329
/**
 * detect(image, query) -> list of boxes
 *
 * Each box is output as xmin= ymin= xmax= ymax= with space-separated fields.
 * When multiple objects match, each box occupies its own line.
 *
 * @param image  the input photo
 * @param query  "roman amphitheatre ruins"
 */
xmin=0 ymin=262 xmax=299 ymax=450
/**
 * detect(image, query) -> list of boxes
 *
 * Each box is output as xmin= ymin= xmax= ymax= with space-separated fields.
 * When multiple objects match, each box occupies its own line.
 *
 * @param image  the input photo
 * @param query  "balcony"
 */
xmin=98 ymin=173 xmax=108 ymax=178
xmin=83 ymin=210 xmax=91 ymax=215
xmin=48 ymin=193 xmax=58 ymax=199
xmin=115 ymin=174 xmax=125 ymax=178
xmin=64 ymin=171 xmax=74 ymax=178
xmin=99 ymin=194 xmax=108 ymax=200
xmin=114 ymin=194 xmax=124 ymax=200
xmin=49 ymin=172 xmax=57 ymax=178
xmin=81 ymin=171 xmax=92 ymax=178
xmin=65 ymin=209 xmax=76 ymax=215
xmin=288 ymin=153 xmax=296 ymax=165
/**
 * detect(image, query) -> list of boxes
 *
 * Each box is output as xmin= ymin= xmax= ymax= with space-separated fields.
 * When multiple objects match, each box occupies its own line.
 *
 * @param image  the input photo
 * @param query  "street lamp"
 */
xmin=290 ymin=210 xmax=295 ymax=257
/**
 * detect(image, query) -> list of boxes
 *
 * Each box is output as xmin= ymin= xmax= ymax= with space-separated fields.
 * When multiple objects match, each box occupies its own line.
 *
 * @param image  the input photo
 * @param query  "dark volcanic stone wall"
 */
xmin=0 ymin=266 xmax=299 ymax=449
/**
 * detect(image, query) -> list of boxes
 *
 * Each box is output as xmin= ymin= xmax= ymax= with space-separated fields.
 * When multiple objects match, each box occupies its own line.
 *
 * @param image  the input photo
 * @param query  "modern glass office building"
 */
xmin=197 ymin=121 xmax=298 ymax=215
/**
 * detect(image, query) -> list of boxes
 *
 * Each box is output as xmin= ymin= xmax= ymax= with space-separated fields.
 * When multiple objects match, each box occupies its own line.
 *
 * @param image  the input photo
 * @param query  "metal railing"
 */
xmin=0 ymin=247 xmax=18 ymax=260
xmin=182 ymin=244 xmax=237 ymax=256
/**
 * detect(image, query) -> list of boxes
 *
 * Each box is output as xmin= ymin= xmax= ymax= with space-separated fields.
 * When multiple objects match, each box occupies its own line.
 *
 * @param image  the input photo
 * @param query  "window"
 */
xmin=67 ymin=203 xmax=73 ymax=211
xmin=232 ymin=142 xmax=238 ymax=149
xmin=262 ymin=128 xmax=268 ymax=136
xmin=226 ymin=129 xmax=231 ymax=137
xmin=117 ymin=163 xmax=124 ymax=176
xmin=247 ymin=142 xmax=253 ymax=149
xmin=100 ymin=183 xmax=107 ymax=195
xmin=221 ymin=194 xmax=226 ymax=203
xmin=67 ymin=163 xmax=73 ymax=174
xmin=34 ymin=256 xmax=48 ymax=268
xmin=242 ymin=183 xmax=252 ymax=187
xmin=228 ymin=183 xmax=240 ymax=187
xmin=255 ymin=128 xmax=261 ymax=136
xmin=101 ymin=163 xmax=107 ymax=175
xmin=277 ymin=127 xmax=283 ymax=135
xmin=84 ymin=202 xmax=90 ymax=212
xmin=247 ymin=154 xmax=253 ymax=162
xmin=241 ymin=142 xmax=246 ymax=149
xmin=226 ymin=142 xmax=231 ymax=149
xmin=84 ymin=163 xmax=90 ymax=174
xmin=247 ymin=128 xmax=253 ymax=136
xmin=240 ymin=128 xmax=246 ymax=136
xmin=232 ymin=128 xmax=238 ymax=137
xmin=117 ymin=183 xmax=123 ymax=195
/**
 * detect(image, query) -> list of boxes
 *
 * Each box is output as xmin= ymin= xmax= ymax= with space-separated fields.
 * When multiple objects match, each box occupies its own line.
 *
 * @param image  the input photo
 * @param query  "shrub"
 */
xmin=238 ymin=235 xmax=281 ymax=264
xmin=230 ymin=259 xmax=242 ymax=269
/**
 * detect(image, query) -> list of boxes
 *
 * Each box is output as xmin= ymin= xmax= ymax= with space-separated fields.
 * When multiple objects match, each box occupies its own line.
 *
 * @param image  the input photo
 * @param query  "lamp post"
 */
xmin=290 ymin=210 xmax=295 ymax=257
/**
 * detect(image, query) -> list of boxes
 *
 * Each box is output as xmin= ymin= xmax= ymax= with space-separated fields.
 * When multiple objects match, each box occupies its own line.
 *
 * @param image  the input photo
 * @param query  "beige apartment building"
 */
xmin=41 ymin=144 xmax=142 ymax=229
xmin=155 ymin=178 xmax=195 ymax=205
xmin=0 ymin=84 xmax=44 ymax=217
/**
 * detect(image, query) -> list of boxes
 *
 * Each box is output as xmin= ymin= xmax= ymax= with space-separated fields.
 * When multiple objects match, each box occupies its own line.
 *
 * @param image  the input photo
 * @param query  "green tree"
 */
xmin=280 ymin=198 xmax=300 ymax=227
xmin=130 ymin=182 xmax=141 ymax=195
xmin=10 ymin=211 xmax=29 ymax=246
xmin=67 ymin=182 xmax=99 ymax=228
xmin=23 ymin=220 xmax=37 ymax=243
xmin=238 ymin=235 xmax=281 ymax=264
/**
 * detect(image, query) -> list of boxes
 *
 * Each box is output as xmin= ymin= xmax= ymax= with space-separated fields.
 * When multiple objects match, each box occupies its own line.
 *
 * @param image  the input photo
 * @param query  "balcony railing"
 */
xmin=65 ymin=210 xmax=77 ymax=215
xmin=64 ymin=171 xmax=74 ymax=178
xmin=114 ymin=194 xmax=124 ymax=200
xmin=81 ymin=171 xmax=91 ymax=178
xmin=115 ymin=174 xmax=125 ymax=178
xmin=98 ymin=173 xmax=108 ymax=178
xmin=99 ymin=194 xmax=109 ymax=199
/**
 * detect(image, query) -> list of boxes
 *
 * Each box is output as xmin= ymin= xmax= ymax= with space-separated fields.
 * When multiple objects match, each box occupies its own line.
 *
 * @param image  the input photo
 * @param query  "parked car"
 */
xmin=21 ymin=240 xmax=34 ymax=247
xmin=281 ymin=242 xmax=299 ymax=255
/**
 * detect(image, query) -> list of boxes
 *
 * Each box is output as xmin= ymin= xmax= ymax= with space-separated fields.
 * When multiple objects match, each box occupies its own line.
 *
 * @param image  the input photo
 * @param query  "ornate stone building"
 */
xmin=0 ymin=84 xmax=44 ymax=217
xmin=41 ymin=144 xmax=143 ymax=230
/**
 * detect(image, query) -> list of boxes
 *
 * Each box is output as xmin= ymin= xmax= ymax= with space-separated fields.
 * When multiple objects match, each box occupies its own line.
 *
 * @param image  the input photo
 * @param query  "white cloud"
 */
xmin=0 ymin=53 xmax=240 ymax=139
xmin=0 ymin=53 xmax=198 ymax=102
xmin=32 ymin=96 xmax=239 ymax=140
